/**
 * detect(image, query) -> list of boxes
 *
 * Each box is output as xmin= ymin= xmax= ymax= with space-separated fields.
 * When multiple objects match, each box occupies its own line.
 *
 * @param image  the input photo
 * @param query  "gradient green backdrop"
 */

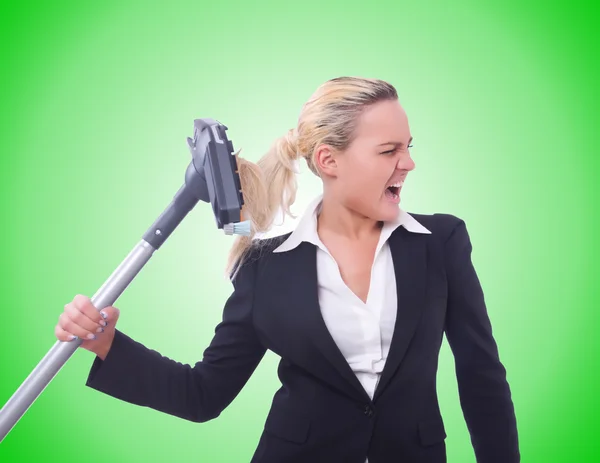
xmin=1 ymin=0 xmax=598 ymax=461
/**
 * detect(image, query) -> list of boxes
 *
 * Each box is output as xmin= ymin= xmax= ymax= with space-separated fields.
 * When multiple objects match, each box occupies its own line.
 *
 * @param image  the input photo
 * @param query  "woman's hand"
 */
xmin=55 ymin=294 xmax=120 ymax=360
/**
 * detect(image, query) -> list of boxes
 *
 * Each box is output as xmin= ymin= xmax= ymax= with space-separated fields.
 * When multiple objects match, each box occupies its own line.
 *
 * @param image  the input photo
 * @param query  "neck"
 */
xmin=316 ymin=194 xmax=382 ymax=241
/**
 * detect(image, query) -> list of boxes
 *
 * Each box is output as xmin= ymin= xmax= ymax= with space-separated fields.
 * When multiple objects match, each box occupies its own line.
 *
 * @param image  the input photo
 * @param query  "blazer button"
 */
xmin=364 ymin=405 xmax=374 ymax=417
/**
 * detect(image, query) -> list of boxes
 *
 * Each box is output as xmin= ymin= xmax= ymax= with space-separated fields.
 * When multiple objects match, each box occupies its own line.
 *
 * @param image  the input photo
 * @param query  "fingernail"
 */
xmin=96 ymin=326 xmax=104 ymax=333
xmin=86 ymin=333 xmax=96 ymax=340
xmin=100 ymin=311 xmax=107 ymax=319
xmin=70 ymin=335 xmax=78 ymax=341
xmin=99 ymin=319 xmax=107 ymax=327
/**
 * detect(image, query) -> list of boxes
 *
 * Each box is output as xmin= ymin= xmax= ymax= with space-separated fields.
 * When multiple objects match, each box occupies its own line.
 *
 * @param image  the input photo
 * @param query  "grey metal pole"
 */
xmin=0 ymin=173 xmax=202 ymax=443
xmin=0 ymin=239 xmax=156 ymax=442
xmin=0 ymin=117 xmax=249 ymax=443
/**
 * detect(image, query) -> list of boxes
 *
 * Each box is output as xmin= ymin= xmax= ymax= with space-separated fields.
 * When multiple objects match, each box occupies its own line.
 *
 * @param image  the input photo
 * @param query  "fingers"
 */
xmin=73 ymin=294 xmax=105 ymax=326
xmin=58 ymin=294 xmax=108 ymax=341
xmin=55 ymin=323 xmax=77 ymax=342
xmin=58 ymin=311 xmax=101 ymax=340
xmin=101 ymin=306 xmax=120 ymax=324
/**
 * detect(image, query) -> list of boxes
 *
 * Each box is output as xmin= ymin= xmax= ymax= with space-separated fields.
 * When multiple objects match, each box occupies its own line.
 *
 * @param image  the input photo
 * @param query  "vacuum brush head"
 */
xmin=223 ymin=221 xmax=252 ymax=236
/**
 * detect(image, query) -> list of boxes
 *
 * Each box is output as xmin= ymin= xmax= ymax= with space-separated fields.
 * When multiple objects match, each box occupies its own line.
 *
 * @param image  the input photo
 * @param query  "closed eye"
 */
xmin=381 ymin=144 xmax=413 ymax=155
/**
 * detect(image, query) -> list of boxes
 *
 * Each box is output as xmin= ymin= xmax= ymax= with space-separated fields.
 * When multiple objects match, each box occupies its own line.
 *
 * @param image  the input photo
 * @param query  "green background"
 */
xmin=0 ymin=0 xmax=598 ymax=461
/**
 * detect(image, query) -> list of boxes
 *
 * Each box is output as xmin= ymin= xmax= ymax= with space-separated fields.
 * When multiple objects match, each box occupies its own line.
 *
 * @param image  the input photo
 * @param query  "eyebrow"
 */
xmin=378 ymin=136 xmax=413 ymax=147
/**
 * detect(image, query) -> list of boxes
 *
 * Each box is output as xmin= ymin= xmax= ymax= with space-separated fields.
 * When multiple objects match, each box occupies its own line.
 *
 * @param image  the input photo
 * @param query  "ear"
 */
xmin=314 ymin=144 xmax=338 ymax=178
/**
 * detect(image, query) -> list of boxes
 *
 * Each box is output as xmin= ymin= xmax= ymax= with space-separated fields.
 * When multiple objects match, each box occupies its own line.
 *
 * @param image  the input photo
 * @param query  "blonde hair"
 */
xmin=226 ymin=76 xmax=398 ymax=278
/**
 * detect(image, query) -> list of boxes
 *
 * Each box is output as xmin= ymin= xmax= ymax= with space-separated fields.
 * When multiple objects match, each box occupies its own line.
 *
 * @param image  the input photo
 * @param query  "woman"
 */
xmin=55 ymin=77 xmax=520 ymax=462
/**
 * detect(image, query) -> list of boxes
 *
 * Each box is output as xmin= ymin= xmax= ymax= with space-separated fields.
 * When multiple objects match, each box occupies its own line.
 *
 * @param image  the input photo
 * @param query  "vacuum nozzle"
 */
xmin=223 ymin=220 xmax=252 ymax=236
xmin=143 ymin=118 xmax=248 ymax=250
xmin=186 ymin=119 xmax=245 ymax=231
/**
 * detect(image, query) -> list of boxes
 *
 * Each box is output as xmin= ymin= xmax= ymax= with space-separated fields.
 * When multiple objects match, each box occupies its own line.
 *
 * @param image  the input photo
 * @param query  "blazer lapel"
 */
xmin=373 ymin=227 xmax=428 ymax=401
xmin=275 ymin=242 xmax=372 ymax=403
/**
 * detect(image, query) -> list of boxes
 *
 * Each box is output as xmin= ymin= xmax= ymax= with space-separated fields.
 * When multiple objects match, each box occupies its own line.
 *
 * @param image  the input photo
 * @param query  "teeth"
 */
xmin=388 ymin=181 xmax=404 ymax=188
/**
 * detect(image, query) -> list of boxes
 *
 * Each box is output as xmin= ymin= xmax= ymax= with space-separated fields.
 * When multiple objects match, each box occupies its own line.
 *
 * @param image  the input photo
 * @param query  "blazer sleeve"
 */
xmin=442 ymin=217 xmax=520 ymax=462
xmin=84 ymin=252 xmax=266 ymax=423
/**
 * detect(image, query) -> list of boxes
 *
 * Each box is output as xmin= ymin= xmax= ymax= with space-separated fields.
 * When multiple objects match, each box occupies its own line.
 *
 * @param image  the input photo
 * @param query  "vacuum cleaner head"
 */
xmin=186 ymin=118 xmax=251 ymax=236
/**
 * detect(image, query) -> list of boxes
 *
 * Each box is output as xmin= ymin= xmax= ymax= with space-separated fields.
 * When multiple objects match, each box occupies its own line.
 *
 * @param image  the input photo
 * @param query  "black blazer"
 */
xmin=85 ymin=213 xmax=520 ymax=463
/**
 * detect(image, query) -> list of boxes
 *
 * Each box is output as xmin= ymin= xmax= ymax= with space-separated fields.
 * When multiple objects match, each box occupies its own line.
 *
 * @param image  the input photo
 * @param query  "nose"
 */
xmin=396 ymin=152 xmax=415 ymax=171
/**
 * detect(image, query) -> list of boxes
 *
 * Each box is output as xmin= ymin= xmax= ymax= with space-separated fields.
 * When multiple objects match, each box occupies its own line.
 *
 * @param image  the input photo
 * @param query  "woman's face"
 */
xmin=319 ymin=99 xmax=416 ymax=222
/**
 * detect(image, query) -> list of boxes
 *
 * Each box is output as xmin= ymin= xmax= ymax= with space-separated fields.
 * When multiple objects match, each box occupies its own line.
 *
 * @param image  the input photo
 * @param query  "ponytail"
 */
xmin=225 ymin=129 xmax=299 ymax=279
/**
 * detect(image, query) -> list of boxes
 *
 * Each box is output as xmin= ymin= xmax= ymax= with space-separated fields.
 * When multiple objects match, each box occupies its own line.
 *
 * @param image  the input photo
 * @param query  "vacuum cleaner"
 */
xmin=0 ymin=118 xmax=251 ymax=442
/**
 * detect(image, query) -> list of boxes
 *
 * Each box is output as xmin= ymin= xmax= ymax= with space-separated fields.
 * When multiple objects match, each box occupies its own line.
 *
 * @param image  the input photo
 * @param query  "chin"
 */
xmin=348 ymin=196 xmax=400 ymax=222
xmin=379 ymin=207 xmax=401 ymax=222
xmin=373 ymin=202 xmax=401 ymax=222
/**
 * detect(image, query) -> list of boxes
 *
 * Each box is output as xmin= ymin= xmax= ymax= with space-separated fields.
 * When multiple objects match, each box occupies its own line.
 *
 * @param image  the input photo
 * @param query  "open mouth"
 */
xmin=386 ymin=185 xmax=400 ymax=196
xmin=385 ymin=180 xmax=403 ymax=199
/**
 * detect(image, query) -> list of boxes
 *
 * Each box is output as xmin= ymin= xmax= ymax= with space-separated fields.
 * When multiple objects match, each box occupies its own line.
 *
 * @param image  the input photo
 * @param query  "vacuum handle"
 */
xmin=0 ymin=238 xmax=156 ymax=442
xmin=0 ymin=177 xmax=202 ymax=443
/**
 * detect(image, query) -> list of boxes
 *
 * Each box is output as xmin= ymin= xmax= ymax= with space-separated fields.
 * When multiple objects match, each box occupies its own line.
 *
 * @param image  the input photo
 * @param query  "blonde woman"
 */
xmin=55 ymin=77 xmax=520 ymax=463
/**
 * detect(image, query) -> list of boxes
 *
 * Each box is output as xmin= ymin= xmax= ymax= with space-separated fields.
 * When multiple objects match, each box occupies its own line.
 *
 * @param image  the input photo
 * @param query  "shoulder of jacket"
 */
xmin=407 ymin=211 xmax=466 ymax=243
xmin=243 ymin=232 xmax=292 ymax=264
